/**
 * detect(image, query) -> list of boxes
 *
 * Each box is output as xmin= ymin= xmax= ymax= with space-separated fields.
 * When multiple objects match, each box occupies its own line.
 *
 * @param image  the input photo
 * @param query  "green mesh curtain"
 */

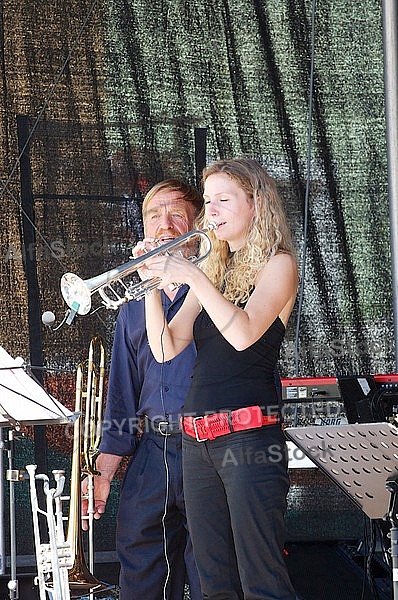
xmin=0 ymin=0 xmax=391 ymax=377
xmin=0 ymin=0 xmax=393 ymax=552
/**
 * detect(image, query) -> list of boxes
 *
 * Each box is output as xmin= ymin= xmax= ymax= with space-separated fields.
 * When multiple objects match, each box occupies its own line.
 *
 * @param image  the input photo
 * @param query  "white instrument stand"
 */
xmin=285 ymin=422 xmax=398 ymax=599
xmin=0 ymin=346 xmax=77 ymax=600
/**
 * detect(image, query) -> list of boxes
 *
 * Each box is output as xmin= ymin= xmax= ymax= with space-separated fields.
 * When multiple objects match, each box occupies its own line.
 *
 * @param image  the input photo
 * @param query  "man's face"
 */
xmin=143 ymin=190 xmax=194 ymax=242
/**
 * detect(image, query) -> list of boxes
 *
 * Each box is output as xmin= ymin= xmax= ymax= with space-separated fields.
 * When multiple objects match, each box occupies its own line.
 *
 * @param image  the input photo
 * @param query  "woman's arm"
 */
xmin=189 ymin=252 xmax=297 ymax=351
xmin=145 ymin=252 xmax=297 ymax=360
xmin=144 ymin=286 xmax=201 ymax=362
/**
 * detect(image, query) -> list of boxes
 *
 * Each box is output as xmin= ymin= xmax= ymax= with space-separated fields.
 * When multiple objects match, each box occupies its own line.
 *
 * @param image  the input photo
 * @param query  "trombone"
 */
xmin=60 ymin=222 xmax=217 ymax=316
xmin=67 ymin=335 xmax=105 ymax=592
xmin=27 ymin=336 xmax=107 ymax=598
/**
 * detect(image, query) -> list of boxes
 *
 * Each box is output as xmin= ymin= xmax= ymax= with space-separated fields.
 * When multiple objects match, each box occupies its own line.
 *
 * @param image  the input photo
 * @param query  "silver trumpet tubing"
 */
xmin=60 ymin=222 xmax=217 ymax=315
xmin=26 ymin=465 xmax=71 ymax=600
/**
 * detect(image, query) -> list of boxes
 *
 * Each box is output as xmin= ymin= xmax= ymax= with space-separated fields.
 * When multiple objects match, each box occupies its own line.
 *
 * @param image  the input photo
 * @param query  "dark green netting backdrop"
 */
xmin=0 ymin=0 xmax=393 ymax=563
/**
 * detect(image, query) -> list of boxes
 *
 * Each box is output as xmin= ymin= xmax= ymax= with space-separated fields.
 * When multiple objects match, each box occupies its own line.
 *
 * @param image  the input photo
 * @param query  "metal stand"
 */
xmin=6 ymin=430 xmax=19 ymax=600
xmin=386 ymin=476 xmax=398 ymax=599
xmin=4 ymin=429 xmax=31 ymax=600
xmin=285 ymin=422 xmax=398 ymax=599
xmin=3 ymin=427 xmax=73 ymax=600
xmin=0 ymin=346 xmax=77 ymax=600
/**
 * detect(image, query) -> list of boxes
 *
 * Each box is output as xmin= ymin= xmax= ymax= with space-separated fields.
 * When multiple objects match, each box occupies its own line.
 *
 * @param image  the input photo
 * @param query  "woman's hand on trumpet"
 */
xmin=130 ymin=238 xmax=161 ymax=281
xmin=145 ymin=254 xmax=198 ymax=290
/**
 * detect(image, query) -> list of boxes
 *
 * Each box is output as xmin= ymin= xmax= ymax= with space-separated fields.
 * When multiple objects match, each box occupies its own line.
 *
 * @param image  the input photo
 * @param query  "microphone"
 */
xmin=42 ymin=311 xmax=56 ymax=327
xmin=41 ymin=307 xmax=77 ymax=330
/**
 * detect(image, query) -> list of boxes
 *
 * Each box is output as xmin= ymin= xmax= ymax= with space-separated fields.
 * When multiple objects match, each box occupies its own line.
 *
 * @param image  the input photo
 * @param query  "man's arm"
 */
xmin=81 ymin=303 xmax=141 ymax=528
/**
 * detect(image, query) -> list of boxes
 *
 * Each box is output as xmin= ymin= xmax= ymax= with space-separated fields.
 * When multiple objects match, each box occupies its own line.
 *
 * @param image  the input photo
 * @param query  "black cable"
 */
xmin=0 ymin=0 xmax=99 ymax=270
xmin=5 ymin=0 xmax=109 ymax=330
xmin=366 ymin=519 xmax=380 ymax=600
xmin=375 ymin=519 xmax=391 ymax=570
xmin=369 ymin=388 xmax=388 ymax=422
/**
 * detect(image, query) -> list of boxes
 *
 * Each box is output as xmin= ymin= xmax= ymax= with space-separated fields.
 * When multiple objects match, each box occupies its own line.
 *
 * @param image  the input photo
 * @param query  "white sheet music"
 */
xmin=0 ymin=346 xmax=75 ymax=426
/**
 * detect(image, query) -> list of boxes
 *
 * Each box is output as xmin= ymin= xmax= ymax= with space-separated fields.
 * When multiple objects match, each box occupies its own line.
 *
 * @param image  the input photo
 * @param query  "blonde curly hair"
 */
xmin=197 ymin=158 xmax=295 ymax=305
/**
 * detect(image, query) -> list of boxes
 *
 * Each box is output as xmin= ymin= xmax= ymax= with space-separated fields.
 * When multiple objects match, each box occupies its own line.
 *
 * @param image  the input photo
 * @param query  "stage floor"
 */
xmin=0 ymin=541 xmax=392 ymax=600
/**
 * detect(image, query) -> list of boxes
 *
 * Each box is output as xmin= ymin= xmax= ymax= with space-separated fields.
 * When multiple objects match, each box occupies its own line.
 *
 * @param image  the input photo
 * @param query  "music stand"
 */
xmin=0 ymin=345 xmax=77 ymax=600
xmin=285 ymin=422 xmax=398 ymax=599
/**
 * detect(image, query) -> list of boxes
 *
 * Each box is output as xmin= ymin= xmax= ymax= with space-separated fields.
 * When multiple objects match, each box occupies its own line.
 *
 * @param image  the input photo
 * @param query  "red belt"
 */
xmin=181 ymin=405 xmax=280 ymax=442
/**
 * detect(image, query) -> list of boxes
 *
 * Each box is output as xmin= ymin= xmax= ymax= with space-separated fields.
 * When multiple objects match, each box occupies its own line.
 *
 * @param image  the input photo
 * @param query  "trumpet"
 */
xmin=26 ymin=466 xmax=72 ymax=600
xmin=60 ymin=223 xmax=217 ymax=315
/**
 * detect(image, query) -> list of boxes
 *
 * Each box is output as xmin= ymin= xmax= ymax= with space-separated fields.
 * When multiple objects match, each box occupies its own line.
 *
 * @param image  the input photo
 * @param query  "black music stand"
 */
xmin=285 ymin=422 xmax=398 ymax=599
xmin=0 ymin=345 xmax=77 ymax=600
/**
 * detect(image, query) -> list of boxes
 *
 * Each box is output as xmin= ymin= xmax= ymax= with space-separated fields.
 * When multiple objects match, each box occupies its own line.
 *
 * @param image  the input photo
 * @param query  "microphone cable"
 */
xmin=159 ymin=299 xmax=172 ymax=600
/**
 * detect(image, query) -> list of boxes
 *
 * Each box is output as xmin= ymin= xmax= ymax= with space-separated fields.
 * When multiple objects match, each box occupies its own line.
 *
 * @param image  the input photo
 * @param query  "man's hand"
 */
xmin=80 ymin=453 xmax=122 ymax=530
xmin=81 ymin=474 xmax=111 ymax=531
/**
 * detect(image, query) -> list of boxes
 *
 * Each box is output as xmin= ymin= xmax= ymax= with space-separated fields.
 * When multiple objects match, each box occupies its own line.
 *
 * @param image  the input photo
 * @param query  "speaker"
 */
xmin=285 ymin=542 xmax=391 ymax=600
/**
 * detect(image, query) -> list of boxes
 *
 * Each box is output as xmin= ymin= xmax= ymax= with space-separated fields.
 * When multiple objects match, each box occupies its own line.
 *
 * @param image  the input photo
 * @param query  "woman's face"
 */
xmin=203 ymin=173 xmax=254 ymax=251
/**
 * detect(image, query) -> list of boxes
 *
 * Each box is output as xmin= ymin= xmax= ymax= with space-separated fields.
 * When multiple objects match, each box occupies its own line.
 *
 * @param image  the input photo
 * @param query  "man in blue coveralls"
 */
xmin=82 ymin=179 xmax=203 ymax=600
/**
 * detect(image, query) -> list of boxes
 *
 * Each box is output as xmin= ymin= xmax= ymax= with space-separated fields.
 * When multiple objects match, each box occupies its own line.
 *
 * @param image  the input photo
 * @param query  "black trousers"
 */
xmin=117 ymin=431 xmax=202 ymax=600
xmin=182 ymin=426 xmax=297 ymax=600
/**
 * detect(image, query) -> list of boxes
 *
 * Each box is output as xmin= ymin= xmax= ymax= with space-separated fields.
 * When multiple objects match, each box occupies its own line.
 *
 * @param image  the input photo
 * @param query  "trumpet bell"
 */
xmin=61 ymin=272 xmax=92 ymax=315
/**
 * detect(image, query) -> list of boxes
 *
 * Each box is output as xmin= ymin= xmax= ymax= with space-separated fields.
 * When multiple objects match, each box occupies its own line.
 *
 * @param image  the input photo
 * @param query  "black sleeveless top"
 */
xmin=183 ymin=309 xmax=285 ymax=416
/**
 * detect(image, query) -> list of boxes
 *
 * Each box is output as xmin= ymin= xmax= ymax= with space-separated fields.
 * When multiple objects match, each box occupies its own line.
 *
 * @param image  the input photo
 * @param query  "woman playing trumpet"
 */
xmin=144 ymin=157 xmax=298 ymax=600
